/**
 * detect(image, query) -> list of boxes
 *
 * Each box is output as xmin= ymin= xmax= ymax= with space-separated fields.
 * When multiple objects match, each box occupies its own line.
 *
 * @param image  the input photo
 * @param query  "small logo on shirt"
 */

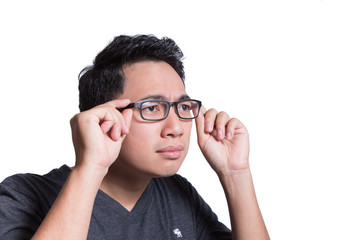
xmin=173 ymin=228 xmax=183 ymax=238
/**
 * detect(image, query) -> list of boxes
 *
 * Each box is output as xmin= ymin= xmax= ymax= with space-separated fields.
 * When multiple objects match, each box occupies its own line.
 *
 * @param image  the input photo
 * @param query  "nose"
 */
xmin=160 ymin=106 xmax=184 ymax=138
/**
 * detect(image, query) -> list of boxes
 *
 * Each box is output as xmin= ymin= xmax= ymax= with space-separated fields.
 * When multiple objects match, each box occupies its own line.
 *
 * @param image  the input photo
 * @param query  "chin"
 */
xmin=150 ymin=160 xmax=183 ymax=178
xmin=158 ymin=170 xmax=179 ymax=178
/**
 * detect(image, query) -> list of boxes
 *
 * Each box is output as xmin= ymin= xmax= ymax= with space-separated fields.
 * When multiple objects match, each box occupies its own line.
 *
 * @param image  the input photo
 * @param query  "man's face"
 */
xmin=115 ymin=61 xmax=192 ymax=178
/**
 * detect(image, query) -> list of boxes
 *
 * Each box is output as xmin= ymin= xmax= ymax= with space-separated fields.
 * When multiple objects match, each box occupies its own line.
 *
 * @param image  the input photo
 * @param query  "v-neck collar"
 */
xmin=95 ymin=179 xmax=154 ymax=222
xmin=61 ymin=165 xmax=154 ymax=222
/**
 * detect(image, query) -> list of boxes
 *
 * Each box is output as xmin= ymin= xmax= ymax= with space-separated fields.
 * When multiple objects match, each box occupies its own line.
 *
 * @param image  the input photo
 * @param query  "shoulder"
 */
xmin=0 ymin=165 xmax=72 ymax=238
xmin=0 ymin=165 xmax=71 ymax=201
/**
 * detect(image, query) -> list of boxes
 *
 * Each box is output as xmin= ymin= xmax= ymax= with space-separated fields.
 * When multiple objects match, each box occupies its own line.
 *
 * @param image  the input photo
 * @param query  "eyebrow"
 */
xmin=140 ymin=94 xmax=191 ymax=101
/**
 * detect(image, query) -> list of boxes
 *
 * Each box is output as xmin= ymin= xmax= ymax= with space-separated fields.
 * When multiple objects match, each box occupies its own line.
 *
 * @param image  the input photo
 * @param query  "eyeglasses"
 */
xmin=119 ymin=99 xmax=202 ymax=121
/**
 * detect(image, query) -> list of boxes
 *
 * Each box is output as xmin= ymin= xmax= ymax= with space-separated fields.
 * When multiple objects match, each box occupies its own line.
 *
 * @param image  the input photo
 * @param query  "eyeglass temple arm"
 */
xmin=118 ymin=103 xmax=135 ymax=112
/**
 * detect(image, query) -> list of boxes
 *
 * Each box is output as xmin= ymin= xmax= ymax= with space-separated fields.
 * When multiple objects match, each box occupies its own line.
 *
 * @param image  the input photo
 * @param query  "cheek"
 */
xmin=184 ymin=121 xmax=193 ymax=138
xmin=123 ymin=124 xmax=156 ymax=151
xmin=119 ymin=134 xmax=150 ymax=167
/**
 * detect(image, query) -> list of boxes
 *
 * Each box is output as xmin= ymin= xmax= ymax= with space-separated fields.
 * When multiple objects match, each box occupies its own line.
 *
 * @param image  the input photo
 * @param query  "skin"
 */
xmin=101 ymin=61 xmax=193 ymax=209
xmin=111 ymin=61 xmax=192 ymax=178
xmin=32 ymin=61 xmax=269 ymax=239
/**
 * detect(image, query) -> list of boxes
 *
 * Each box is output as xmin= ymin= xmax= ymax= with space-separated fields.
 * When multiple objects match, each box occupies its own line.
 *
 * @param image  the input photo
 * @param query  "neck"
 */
xmin=100 ymin=164 xmax=151 ymax=212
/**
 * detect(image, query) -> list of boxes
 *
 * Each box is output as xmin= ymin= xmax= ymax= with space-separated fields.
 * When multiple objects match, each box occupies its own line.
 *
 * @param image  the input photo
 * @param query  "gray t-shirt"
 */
xmin=0 ymin=165 xmax=232 ymax=239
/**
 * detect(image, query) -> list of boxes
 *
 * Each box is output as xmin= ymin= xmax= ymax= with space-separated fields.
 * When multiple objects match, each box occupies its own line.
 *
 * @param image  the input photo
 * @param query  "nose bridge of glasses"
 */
xmin=167 ymin=101 xmax=179 ymax=118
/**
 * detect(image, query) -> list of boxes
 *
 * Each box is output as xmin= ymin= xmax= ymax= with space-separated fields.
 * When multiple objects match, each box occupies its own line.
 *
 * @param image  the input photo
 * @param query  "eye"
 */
xmin=142 ymin=104 xmax=160 ymax=112
xmin=179 ymin=103 xmax=191 ymax=112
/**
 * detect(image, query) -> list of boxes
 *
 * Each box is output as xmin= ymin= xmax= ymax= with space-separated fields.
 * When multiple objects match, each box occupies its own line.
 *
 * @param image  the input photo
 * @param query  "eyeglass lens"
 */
xmin=140 ymin=100 xmax=200 ymax=120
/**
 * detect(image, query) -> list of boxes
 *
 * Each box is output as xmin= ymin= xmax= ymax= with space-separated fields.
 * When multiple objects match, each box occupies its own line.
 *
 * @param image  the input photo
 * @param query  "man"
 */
xmin=0 ymin=35 xmax=269 ymax=239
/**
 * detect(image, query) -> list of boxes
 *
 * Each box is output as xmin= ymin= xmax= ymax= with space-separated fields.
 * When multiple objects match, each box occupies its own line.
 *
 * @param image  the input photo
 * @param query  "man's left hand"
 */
xmin=195 ymin=107 xmax=250 ymax=175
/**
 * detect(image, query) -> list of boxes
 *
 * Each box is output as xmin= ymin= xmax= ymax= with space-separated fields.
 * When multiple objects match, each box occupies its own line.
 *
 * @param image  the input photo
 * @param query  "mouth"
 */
xmin=156 ymin=145 xmax=185 ymax=159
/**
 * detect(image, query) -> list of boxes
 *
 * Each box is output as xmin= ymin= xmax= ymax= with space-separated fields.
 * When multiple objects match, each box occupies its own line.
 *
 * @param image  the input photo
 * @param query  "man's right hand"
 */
xmin=70 ymin=99 xmax=133 ymax=172
xmin=32 ymin=100 xmax=133 ymax=240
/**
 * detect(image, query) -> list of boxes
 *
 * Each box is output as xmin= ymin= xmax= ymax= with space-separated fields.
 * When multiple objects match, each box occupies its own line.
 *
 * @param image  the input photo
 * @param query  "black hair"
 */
xmin=78 ymin=34 xmax=185 ymax=112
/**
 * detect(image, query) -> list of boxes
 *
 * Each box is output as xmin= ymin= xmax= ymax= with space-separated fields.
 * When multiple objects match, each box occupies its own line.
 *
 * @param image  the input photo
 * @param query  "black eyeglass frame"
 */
xmin=119 ymin=99 xmax=202 ymax=121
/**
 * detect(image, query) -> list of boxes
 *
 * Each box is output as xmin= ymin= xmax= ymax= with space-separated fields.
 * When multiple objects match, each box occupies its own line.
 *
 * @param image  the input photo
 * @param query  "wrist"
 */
xmin=73 ymin=159 xmax=109 ymax=184
xmin=217 ymin=166 xmax=251 ymax=180
xmin=217 ymin=168 xmax=253 ymax=193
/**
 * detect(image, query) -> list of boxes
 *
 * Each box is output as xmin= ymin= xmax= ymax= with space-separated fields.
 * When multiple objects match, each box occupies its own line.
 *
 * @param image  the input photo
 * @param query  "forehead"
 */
xmin=120 ymin=61 xmax=186 ymax=101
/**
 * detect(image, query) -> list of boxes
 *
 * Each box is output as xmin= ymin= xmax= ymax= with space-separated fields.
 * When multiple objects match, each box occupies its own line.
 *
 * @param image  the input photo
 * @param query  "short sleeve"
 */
xmin=193 ymin=188 xmax=232 ymax=239
xmin=0 ymin=179 xmax=43 ymax=239
xmin=0 ymin=165 xmax=70 ymax=239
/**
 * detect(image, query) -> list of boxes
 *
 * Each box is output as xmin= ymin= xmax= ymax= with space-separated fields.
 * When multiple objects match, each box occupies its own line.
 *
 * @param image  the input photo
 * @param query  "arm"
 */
xmin=195 ymin=107 xmax=270 ymax=240
xmin=32 ymin=99 xmax=132 ymax=239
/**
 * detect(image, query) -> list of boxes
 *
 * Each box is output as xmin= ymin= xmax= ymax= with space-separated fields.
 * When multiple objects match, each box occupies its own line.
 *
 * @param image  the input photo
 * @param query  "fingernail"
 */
xmin=116 ymin=130 xmax=121 ymax=140
xmin=227 ymin=132 xmax=232 ymax=140
xmin=218 ymin=130 xmax=224 ymax=139
xmin=206 ymin=123 xmax=213 ymax=132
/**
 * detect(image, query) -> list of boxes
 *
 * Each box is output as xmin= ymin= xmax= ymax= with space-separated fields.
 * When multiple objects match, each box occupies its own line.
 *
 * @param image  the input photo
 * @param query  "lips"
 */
xmin=156 ymin=145 xmax=184 ymax=159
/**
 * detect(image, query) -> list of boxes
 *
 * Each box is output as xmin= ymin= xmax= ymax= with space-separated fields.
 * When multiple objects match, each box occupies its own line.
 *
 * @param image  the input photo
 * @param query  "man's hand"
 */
xmin=33 ymin=100 xmax=133 ymax=240
xmin=70 ymin=99 xmax=133 ymax=172
xmin=195 ymin=106 xmax=250 ymax=175
xmin=195 ymin=106 xmax=270 ymax=239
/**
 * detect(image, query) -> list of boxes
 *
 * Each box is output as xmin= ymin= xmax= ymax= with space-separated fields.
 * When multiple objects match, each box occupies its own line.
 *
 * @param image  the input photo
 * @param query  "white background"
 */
xmin=1 ymin=0 xmax=359 ymax=239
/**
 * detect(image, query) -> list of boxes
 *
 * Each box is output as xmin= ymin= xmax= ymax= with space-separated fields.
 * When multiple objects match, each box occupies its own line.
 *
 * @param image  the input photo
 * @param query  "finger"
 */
xmin=91 ymin=99 xmax=130 ymax=124
xmin=100 ymin=108 xmax=120 ymax=138
xmin=112 ymin=106 xmax=129 ymax=135
xmin=108 ymin=108 xmax=133 ymax=141
xmin=225 ymin=118 xmax=239 ymax=140
xmin=110 ymin=121 xmax=121 ymax=141
xmin=100 ymin=118 xmax=115 ymax=135
xmin=97 ymin=99 xmax=131 ymax=138
xmin=110 ymin=99 xmax=132 ymax=136
xmin=195 ymin=105 xmax=206 ymax=129
xmin=195 ymin=105 xmax=205 ymax=137
xmin=108 ymin=99 xmax=131 ymax=109
xmin=203 ymin=108 xmax=218 ymax=133
xmin=214 ymin=111 xmax=230 ymax=140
